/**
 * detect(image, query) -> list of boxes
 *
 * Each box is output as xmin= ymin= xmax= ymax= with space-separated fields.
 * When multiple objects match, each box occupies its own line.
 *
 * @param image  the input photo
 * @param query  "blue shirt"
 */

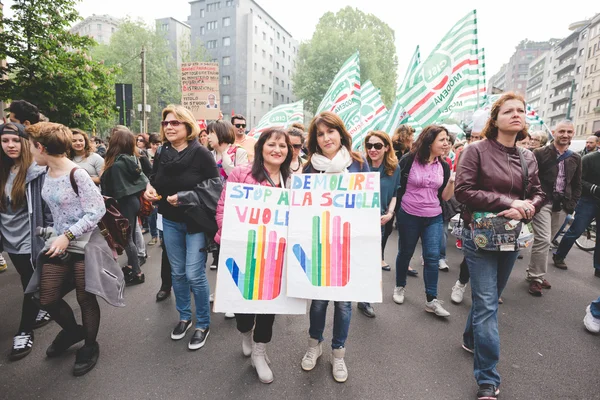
xmin=370 ymin=163 xmax=401 ymax=214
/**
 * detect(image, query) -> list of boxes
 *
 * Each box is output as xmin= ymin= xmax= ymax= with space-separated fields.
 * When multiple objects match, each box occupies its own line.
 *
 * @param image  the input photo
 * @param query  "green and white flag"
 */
xmin=398 ymin=46 xmax=421 ymax=95
xmin=250 ymin=100 xmax=304 ymax=137
xmin=316 ymin=52 xmax=361 ymax=128
xmin=397 ymin=10 xmax=479 ymax=126
xmin=443 ymin=47 xmax=487 ymax=114
xmin=349 ymin=80 xmax=388 ymax=149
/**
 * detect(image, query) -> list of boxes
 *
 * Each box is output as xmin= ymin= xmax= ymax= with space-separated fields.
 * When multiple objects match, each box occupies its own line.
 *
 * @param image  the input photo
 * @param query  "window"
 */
xmin=269 ymin=87 xmax=272 ymax=95
xmin=111 ymin=27 xmax=115 ymax=33
xmin=269 ymin=103 xmax=272 ymax=109
xmin=223 ymin=95 xmax=230 ymax=104
xmin=270 ymin=38 xmax=273 ymax=45
xmin=262 ymin=50 xmax=266 ymax=58
xmin=282 ymin=66 xmax=285 ymax=73
xmin=269 ymin=71 xmax=272 ymax=78
xmin=269 ymin=54 xmax=273 ymax=61
xmin=282 ymin=80 xmax=285 ymax=88
xmin=287 ymin=97 xmax=290 ymax=103
xmin=276 ymin=62 xmax=279 ymax=70
xmin=200 ymin=9 xmax=205 ymax=17
xmin=263 ymin=32 xmax=266 ymax=40
xmin=207 ymin=2 xmax=220 ymax=12
xmin=254 ymin=81 xmax=257 ymax=89
xmin=222 ymin=76 xmax=230 ymax=85
xmin=200 ymin=26 xmax=205 ymax=35
xmin=223 ymin=17 xmax=231 ymax=27
xmin=253 ymin=98 xmax=256 ymax=106
xmin=281 ymin=94 xmax=284 ymax=101
xmin=255 ymin=26 xmax=258 ymax=34
xmin=97 ymin=24 xmax=102 ymax=30
xmin=277 ymin=32 xmax=280 ymax=39
xmin=207 ymin=21 xmax=217 ymax=30
xmin=206 ymin=40 xmax=217 ymax=49
xmin=262 ymin=67 xmax=266 ymax=75
xmin=282 ymin=50 xmax=285 ymax=58
xmin=283 ymin=37 xmax=286 ymax=44
xmin=223 ymin=56 xmax=231 ymax=66
xmin=220 ymin=36 xmax=230 ymax=47
xmin=261 ymin=84 xmax=265 ymax=93
xmin=261 ymin=101 xmax=265 ymax=109
xmin=254 ymin=44 xmax=257 ymax=53
xmin=254 ymin=63 xmax=257 ymax=71
xmin=277 ymin=46 xmax=280 ymax=54
xmin=226 ymin=0 xmax=234 ymax=6
xmin=276 ymin=77 xmax=279 ymax=85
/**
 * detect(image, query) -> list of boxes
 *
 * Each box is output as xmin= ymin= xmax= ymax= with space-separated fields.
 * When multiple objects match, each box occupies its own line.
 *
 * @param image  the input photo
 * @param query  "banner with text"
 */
xmin=286 ymin=173 xmax=382 ymax=302
xmin=213 ymin=183 xmax=307 ymax=314
xmin=181 ymin=62 xmax=220 ymax=121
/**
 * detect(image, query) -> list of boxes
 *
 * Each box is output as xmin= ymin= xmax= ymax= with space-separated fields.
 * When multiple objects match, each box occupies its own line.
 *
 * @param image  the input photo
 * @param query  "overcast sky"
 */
xmin=4 ymin=0 xmax=596 ymax=81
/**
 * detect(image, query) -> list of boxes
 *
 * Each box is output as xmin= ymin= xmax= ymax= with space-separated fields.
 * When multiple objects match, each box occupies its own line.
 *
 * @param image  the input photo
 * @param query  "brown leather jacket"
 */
xmin=455 ymin=139 xmax=545 ymax=224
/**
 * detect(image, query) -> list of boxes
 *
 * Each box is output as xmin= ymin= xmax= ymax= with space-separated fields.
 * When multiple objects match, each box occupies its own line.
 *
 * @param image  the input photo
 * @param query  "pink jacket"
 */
xmin=215 ymin=164 xmax=268 ymax=244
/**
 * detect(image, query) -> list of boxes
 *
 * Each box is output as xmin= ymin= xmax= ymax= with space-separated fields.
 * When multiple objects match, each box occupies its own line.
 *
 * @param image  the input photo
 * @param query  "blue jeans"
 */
xmin=591 ymin=297 xmax=600 ymax=319
xmin=309 ymin=300 xmax=351 ymax=349
xmin=555 ymin=196 xmax=600 ymax=270
xmin=462 ymin=229 xmax=519 ymax=387
xmin=440 ymin=219 xmax=450 ymax=260
xmin=162 ymin=218 xmax=210 ymax=330
xmin=149 ymin=207 xmax=159 ymax=238
xmin=395 ymin=208 xmax=443 ymax=297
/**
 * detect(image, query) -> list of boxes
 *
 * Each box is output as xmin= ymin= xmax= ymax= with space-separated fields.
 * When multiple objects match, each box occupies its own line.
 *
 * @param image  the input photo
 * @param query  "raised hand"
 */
xmin=292 ymin=211 xmax=351 ymax=287
xmin=225 ymin=225 xmax=286 ymax=300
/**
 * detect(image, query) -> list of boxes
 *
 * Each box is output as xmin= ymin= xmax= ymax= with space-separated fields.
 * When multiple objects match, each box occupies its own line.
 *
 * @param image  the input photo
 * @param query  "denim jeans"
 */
xmin=149 ymin=207 xmax=159 ymax=238
xmin=591 ymin=297 xmax=600 ymax=319
xmin=309 ymin=300 xmax=351 ymax=349
xmin=440 ymin=220 xmax=450 ymax=260
xmin=395 ymin=208 xmax=443 ymax=297
xmin=162 ymin=218 xmax=210 ymax=330
xmin=555 ymin=196 xmax=600 ymax=270
xmin=462 ymin=229 xmax=519 ymax=387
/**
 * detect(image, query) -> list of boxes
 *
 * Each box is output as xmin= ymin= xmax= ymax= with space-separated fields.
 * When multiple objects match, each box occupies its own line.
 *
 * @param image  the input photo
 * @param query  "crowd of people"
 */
xmin=1 ymin=93 xmax=599 ymax=400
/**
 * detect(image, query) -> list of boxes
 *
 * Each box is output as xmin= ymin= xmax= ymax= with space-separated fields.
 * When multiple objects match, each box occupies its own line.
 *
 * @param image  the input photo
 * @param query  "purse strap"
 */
xmin=517 ymin=148 xmax=529 ymax=201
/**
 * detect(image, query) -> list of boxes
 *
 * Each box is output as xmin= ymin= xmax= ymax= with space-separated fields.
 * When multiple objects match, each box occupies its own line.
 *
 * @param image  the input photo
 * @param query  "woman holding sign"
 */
xmin=300 ymin=111 xmax=369 ymax=383
xmin=357 ymin=131 xmax=400 ymax=318
xmin=392 ymin=125 xmax=454 ymax=318
xmin=215 ymin=128 xmax=293 ymax=384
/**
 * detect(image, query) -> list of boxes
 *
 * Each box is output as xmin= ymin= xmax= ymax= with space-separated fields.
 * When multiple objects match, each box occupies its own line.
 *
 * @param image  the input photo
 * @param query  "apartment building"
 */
xmin=156 ymin=17 xmax=192 ymax=68
xmin=70 ymin=14 xmax=121 ymax=45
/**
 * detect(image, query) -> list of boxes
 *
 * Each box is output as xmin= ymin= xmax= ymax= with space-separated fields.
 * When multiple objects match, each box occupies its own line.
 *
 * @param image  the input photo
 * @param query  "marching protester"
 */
xmin=144 ymin=105 xmax=219 ymax=350
xmin=300 ymin=111 xmax=370 ymax=383
xmin=101 ymin=126 xmax=148 ymax=286
xmin=215 ymin=128 xmax=293 ymax=384
xmin=146 ymin=133 xmax=161 ymax=246
xmin=69 ymin=129 xmax=104 ymax=186
xmin=526 ymin=120 xmax=581 ymax=296
xmin=580 ymin=135 xmax=598 ymax=157
xmin=199 ymin=128 xmax=209 ymax=148
xmin=93 ymin=137 xmax=106 ymax=158
xmin=7 ymin=100 xmax=40 ymax=127
xmin=26 ymin=122 xmax=124 ymax=376
xmin=288 ymin=127 xmax=306 ymax=174
xmin=0 ymin=122 xmax=52 ymax=360
xmin=528 ymin=131 xmax=544 ymax=150
xmin=207 ymin=120 xmax=249 ymax=180
xmin=232 ymin=114 xmax=257 ymax=162
xmin=455 ymin=93 xmax=544 ymax=400
xmin=392 ymin=125 xmax=454 ymax=318
xmin=553 ymin=142 xmax=600 ymax=276
xmin=357 ymin=131 xmax=400 ymax=318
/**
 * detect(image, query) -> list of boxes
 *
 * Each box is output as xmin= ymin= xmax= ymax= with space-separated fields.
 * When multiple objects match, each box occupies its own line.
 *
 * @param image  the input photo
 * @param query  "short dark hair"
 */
xmin=594 ymin=130 xmax=600 ymax=138
xmin=207 ymin=120 xmax=235 ymax=145
xmin=231 ymin=114 xmax=246 ymax=124
xmin=287 ymin=127 xmax=305 ymax=144
xmin=411 ymin=125 xmax=449 ymax=164
xmin=148 ymin=133 xmax=161 ymax=144
xmin=9 ymin=100 xmax=40 ymax=124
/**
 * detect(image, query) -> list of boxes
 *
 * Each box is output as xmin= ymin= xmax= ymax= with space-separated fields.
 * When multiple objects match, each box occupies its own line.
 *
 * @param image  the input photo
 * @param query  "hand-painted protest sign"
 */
xmin=181 ymin=62 xmax=220 ymax=121
xmin=286 ymin=173 xmax=382 ymax=302
xmin=214 ymin=183 xmax=307 ymax=314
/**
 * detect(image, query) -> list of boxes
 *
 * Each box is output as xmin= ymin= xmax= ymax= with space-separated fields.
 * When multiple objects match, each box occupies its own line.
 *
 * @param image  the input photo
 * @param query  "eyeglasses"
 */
xmin=365 ymin=143 xmax=384 ymax=150
xmin=137 ymin=138 xmax=145 ymax=142
xmin=234 ymin=124 xmax=246 ymax=129
xmin=292 ymin=144 xmax=303 ymax=149
xmin=161 ymin=120 xmax=184 ymax=128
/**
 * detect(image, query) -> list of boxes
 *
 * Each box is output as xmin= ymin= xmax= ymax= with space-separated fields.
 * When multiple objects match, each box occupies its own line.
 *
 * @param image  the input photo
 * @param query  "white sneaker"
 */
xmin=224 ymin=312 xmax=235 ymax=319
xmin=242 ymin=331 xmax=253 ymax=357
xmin=331 ymin=347 xmax=348 ymax=383
xmin=438 ymin=259 xmax=450 ymax=271
xmin=392 ymin=286 xmax=405 ymax=304
xmin=209 ymin=293 xmax=215 ymax=303
xmin=425 ymin=299 xmax=451 ymax=317
xmin=210 ymin=264 xmax=217 ymax=270
xmin=451 ymin=280 xmax=467 ymax=304
xmin=584 ymin=305 xmax=600 ymax=333
xmin=301 ymin=338 xmax=322 ymax=371
xmin=251 ymin=343 xmax=273 ymax=383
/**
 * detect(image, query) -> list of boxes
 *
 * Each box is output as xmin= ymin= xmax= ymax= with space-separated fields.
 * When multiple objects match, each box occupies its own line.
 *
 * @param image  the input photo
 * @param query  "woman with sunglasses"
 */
xmin=300 ymin=111 xmax=369 ymax=383
xmin=144 ymin=105 xmax=219 ymax=350
xmin=356 ymin=131 xmax=400 ymax=318
xmin=288 ymin=127 xmax=305 ymax=174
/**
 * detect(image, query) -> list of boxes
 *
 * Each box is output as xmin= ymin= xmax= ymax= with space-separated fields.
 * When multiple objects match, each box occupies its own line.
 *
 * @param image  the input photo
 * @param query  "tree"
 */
xmin=91 ymin=19 xmax=181 ymax=134
xmin=0 ymin=0 xmax=117 ymax=130
xmin=292 ymin=7 xmax=398 ymax=113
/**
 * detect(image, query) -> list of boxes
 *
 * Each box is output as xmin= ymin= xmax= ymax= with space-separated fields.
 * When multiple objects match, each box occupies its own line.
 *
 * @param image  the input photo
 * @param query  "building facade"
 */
xmin=70 ymin=14 xmax=121 ymax=45
xmin=187 ymin=0 xmax=298 ymax=127
xmin=156 ymin=17 xmax=192 ymax=68
xmin=526 ymin=52 xmax=553 ymax=121
xmin=488 ymin=64 xmax=507 ymax=93
xmin=576 ymin=13 xmax=600 ymax=136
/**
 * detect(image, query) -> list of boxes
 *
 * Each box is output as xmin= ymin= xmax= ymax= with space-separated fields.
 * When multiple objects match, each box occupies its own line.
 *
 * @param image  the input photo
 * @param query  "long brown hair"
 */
xmin=251 ymin=128 xmax=293 ymax=185
xmin=0 ymin=124 xmax=33 ymax=211
xmin=411 ymin=125 xmax=449 ymax=164
xmin=69 ymin=129 xmax=92 ymax=159
xmin=306 ymin=111 xmax=363 ymax=167
xmin=392 ymin=124 xmax=415 ymax=152
xmin=104 ymin=126 xmax=138 ymax=171
xmin=482 ymin=92 xmax=528 ymax=142
xmin=364 ymin=131 xmax=398 ymax=176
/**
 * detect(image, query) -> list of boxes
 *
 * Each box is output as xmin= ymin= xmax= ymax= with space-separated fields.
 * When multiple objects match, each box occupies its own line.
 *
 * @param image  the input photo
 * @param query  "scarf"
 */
xmin=310 ymin=147 xmax=353 ymax=173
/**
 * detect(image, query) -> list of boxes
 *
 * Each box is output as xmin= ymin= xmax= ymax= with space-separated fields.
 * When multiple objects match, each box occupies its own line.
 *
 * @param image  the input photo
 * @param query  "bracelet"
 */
xmin=64 ymin=230 xmax=76 ymax=241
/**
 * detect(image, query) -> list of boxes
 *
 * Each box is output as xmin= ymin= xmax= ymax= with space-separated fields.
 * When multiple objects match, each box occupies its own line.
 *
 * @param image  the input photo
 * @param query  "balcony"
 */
xmin=547 ymin=107 xmax=567 ymax=119
xmin=550 ymin=90 xmax=570 ymax=104
xmin=551 ymin=74 xmax=574 ymax=90
xmin=594 ymin=106 xmax=600 ymax=113
xmin=554 ymin=58 xmax=577 ymax=75
xmin=554 ymin=41 xmax=578 ymax=59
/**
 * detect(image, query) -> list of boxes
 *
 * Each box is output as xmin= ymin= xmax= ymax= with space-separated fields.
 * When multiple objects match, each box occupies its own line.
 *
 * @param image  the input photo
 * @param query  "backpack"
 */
xmin=69 ymin=168 xmax=130 ymax=256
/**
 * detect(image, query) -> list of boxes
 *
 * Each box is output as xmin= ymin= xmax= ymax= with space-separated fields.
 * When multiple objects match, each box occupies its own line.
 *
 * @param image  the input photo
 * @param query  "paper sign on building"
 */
xmin=181 ymin=62 xmax=220 ymax=121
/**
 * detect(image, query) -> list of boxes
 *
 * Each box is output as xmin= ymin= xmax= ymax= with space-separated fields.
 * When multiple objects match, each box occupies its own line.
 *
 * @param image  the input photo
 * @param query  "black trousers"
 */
xmin=381 ymin=218 xmax=394 ymax=256
xmin=459 ymin=257 xmax=470 ymax=285
xmin=235 ymin=314 xmax=275 ymax=343
xmin=159 ymin=231 xmax=172 ymax=291
xmin=8 ymin=253 xmax=39 ymax=333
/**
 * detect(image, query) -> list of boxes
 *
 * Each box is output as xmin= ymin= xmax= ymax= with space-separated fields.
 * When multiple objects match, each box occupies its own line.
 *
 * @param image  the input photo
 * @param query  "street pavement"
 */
xmin=1 ymin=230 xmax=599 ymax=400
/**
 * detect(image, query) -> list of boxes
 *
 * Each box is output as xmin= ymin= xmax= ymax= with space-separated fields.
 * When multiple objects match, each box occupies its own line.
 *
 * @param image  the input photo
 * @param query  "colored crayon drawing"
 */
xmin=226 ymin=225 xmax=286 ymax=300
xmin=292 ymin=211 xmax=351 ymax=287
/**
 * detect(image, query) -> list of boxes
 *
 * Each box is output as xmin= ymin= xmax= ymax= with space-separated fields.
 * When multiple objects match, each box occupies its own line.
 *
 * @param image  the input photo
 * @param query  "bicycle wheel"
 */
xmin=575 ymin=219 xmax=596 ymax=251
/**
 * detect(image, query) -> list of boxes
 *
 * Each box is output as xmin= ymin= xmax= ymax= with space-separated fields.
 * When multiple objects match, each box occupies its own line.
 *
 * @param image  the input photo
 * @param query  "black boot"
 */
xmin=46 ymin=325 xmax=85 ymax=358
xmin=73 ymin=342 xmax=100 ymax=377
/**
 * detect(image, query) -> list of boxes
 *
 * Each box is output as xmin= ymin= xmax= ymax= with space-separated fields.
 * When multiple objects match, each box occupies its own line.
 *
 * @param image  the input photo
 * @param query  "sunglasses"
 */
xmin=365 ymin=143 xmax=385 ymax=150
xmin=137 ymin=138 xmax=145 ymax=142
xmin=161 ymin=120 xmax=184 ymax=127
xmin=234 ymin=124 xmax=246 ymax=129
xmin=292 ymin=144 xmax=303 ymax=149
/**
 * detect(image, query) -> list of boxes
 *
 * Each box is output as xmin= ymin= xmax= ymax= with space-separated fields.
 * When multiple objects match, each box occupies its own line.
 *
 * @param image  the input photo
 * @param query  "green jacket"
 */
xmin=101 ymin=154 xmax=148 ymax=200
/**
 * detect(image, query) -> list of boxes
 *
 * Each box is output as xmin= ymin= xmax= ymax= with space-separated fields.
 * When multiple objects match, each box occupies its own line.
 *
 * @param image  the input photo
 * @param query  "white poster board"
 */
xmin=286 ymin=173 xmax=382 ymax=302
xmin=213 ymin=183 xmax=307 ymax=314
